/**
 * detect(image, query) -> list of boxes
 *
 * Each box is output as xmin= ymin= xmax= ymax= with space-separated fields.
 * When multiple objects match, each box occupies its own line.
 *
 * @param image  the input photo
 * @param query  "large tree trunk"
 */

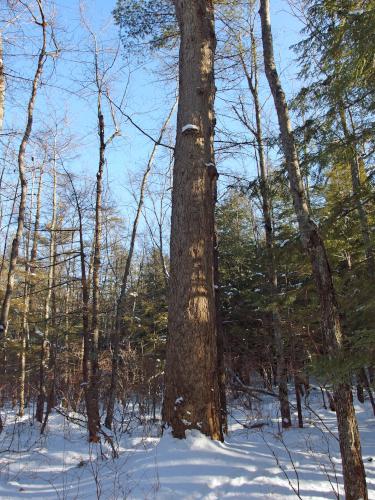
xmin=162 ymin=0 xmax=224 ymax=441
xmin=259 ymin=1 xmax=367 ymax=498
xmin=0 ymin=4 xmax=47 ymax=336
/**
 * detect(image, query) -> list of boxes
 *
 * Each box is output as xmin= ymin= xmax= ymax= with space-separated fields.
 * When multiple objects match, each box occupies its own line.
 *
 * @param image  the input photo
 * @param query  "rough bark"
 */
xmin=259 ymin=1 xmax=367 ymax=498
xmin=356 ymin=380 xmax=365 ymax=404
xmin=0 ymin=3 xmax=47 ymax=336
xmin=0 ymin=163 xmax=6 ymax=248
xmin=76 ymin=202 xmax=96 ymax=440
xmin=162 ymin=0 xmax=224 ymax=441
xmin=214 ymin=198 xmax=227 ymax=434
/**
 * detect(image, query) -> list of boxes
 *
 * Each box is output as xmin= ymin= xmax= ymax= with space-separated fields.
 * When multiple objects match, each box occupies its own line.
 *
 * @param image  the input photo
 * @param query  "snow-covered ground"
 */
xmin=0 ymin=389 xmax=374 ymax=499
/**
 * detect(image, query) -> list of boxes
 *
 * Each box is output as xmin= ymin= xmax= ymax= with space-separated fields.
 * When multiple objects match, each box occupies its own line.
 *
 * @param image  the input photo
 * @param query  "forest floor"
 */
xmin=0 ymin=388 xmax=374 ymax=499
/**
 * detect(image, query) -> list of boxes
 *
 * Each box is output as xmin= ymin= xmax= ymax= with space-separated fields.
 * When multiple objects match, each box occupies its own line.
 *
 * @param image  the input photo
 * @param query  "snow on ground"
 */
xmin=0 ymin=389 xmax=374 ymax=499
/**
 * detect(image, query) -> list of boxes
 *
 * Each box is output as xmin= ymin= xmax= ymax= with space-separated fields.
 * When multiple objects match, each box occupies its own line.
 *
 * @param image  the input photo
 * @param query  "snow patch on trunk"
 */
xmin=182 ymin=124 xmax=199 ymax=133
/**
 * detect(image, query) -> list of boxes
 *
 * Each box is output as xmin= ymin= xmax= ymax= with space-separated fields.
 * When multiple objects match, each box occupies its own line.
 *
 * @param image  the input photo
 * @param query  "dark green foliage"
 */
xmin=113 ymin=0 xmax=177 ymax=49
xmin=216 ymin=187 xmax=318 ymax=382
xmin=293 ymin=0 xmax=375 ymax=159
xmin=123 ymin=249 xmax=168 ymax=358
xmin=296 ymin=0 xmax=375 ymax=93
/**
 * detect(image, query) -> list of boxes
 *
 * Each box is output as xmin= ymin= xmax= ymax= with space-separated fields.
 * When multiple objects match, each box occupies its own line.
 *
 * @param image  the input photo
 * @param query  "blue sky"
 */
xmin=2 ymin=0 xmax=305 ymax=248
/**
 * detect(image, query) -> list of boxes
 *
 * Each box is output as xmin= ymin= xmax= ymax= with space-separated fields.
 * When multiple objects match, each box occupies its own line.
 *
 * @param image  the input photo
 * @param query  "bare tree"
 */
xmin=78 ymin=8 xmax=122 ymax=441
xmin=105 ymin=98 xmax=176 ymax=429
xmin=19 ymin=167 xmax=36 ymax=416
xmin=234 ymin=13 xmax=291 ymax=428
xmin=0 ymin=0 xmax=49 ymax=336
xmin=88 ymin=35 xmax=120 ymax=443
xmin=36 ymin=151 xmax=58 ymax=423
xmin=0 ymin=33 xmax=4 ymax=131
xmin=64 ymin=169 xmax=92 ymax=437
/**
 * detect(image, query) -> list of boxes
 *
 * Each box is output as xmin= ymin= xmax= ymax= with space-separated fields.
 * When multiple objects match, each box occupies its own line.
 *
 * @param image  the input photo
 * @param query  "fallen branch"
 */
xmin=228 ymin=369 xmax=279 ymax=398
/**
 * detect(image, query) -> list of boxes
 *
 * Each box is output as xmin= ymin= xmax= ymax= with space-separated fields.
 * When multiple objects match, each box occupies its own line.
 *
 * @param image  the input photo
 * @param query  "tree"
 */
xmin=0 ymin=0 xmax=49 ymax=337
xmin=236 ymin=12 xmax=291 ymax=427
xmin=31 ymin=163 xmax=45 ymax=422
xmin=84 ymin=23 xmax=121 ymax=442
xmin=292 ymin=0 xmax=375 ymax=404
xmin=0 ymin=33 xmax=4 ymax=131
xmin=105 ymin=99 xmax=176 ymax=430
xmin=293 ymin=0 xmax=375 ymax=278
xmin=162 ymin=0 xmax=224 ymax=440
xmin=36 ymin=146 xmax=58 ymax=425
xmin=259 ymin=1 xmax=367 ymax=498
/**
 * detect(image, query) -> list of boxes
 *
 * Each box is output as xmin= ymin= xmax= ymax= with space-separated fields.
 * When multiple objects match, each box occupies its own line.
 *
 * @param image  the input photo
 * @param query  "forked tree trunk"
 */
xmin=260 ymin=1 xmax=367 ymax=498
xmin=86 ymin=34 xmax=121 ymax=438
xmin=162 ymin=0 xmax=224 ymax=441
xmin=0 ymin=4 xmax=47 ymax=336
